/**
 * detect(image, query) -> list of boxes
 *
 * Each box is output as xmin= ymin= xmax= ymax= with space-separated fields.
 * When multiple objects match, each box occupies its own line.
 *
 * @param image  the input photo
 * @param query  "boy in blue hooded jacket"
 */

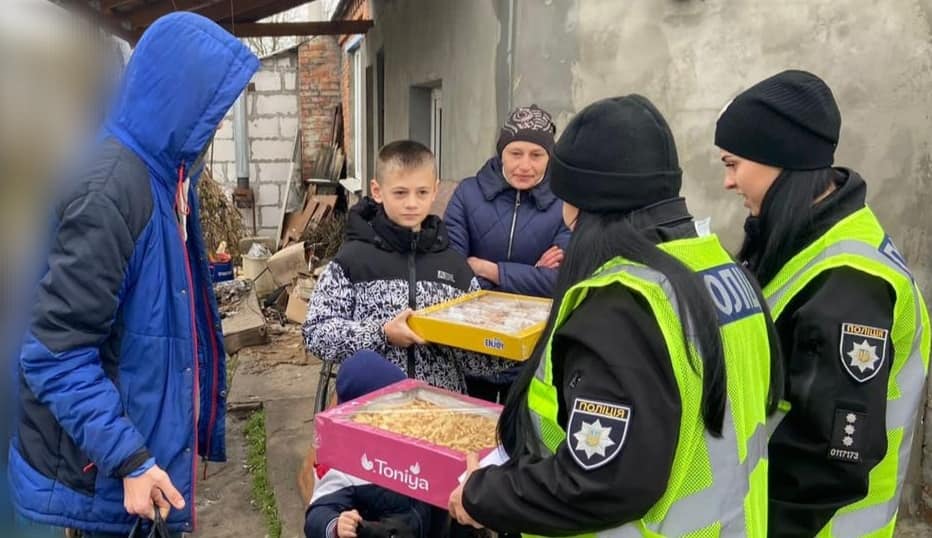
xmin=9 ymin=13 xmax=258 ymax=537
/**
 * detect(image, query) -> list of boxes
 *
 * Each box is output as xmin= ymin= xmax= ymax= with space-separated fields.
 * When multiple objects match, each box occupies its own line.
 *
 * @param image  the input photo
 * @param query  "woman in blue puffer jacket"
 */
xmin=444 ymin=105 xmax=571 ymax=402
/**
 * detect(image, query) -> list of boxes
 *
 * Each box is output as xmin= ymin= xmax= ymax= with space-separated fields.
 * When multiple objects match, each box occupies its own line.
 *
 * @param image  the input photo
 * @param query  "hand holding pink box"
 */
xmin=314 ymin=379 xmax=503 ymax=508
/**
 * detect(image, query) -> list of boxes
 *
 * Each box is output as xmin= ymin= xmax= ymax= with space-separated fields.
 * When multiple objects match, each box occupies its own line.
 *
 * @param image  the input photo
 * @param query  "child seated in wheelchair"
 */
xmin=302 ymin=140 xmax=507 ymax=393
xmin=304 ymin=352 xmax=491 ymax=538
xmin=305 ymin=351 xmax=429 ymax=538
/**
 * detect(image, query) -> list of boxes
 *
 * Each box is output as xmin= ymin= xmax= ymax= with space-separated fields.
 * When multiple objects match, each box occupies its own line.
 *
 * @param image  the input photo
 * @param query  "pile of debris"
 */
xmin=261 ymin=235 xmax=334 ymax=325
xmin=214 ymin=276 xmax=268 ymax=354
xmin=198 ymin=167 xmax=245 ymax=263
xmin=214 ymin=212 xmax=345 ymax=356
xmin=278 ymin=114 xmax=349 ymax=250
xmin=215 ymin=279 xmax=254 ymax=318
xmin=201 ymin=109 xmax=351 ymax=357
xmin=300 ymin=212 xmax=345 ymax=268
xmin=279 ymin=188 xmax=340 ymax=249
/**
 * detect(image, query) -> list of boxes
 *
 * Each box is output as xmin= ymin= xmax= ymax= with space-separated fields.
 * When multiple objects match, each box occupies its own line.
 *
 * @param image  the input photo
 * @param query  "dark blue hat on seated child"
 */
xmin=336 ymin=350 xmax=408 ymax=404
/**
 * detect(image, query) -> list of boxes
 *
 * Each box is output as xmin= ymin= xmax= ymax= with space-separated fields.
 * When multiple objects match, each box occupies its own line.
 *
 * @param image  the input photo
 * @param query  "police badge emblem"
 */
xmin=567 ymin=398 xmax=631 ymax=470
xmin=839 ymin=323 xmax=889 ymax=383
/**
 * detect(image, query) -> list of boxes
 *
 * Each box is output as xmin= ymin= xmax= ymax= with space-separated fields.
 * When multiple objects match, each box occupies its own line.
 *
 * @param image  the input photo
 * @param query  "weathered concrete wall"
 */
xmin=365 ymin=0 xmax=505 ymax=180
xmin=210 ymin=50 xmax=300 ymax=237
xmin=513 ymin=0 xmax=932 ymax=520
xmin=515 ymin=0 xmax=932 ymax=274
xmin=511 ymin=0 xmax=578 ymax=133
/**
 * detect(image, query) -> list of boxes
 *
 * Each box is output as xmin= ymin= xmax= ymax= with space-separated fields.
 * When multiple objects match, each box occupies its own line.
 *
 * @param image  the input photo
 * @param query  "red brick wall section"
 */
xmin=338 ymin=0 xmax=370 ymax=48
xmin=298 ymin=36 xmax=342 ymax=180
xmin=341 ymin=53 xmax=352 ymax=176
xmin=340 ymin=0 xmax=371 ymax=174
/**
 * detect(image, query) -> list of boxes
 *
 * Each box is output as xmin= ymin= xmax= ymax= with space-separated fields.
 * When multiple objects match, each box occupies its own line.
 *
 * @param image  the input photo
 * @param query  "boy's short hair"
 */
xmin=375 ymin=140 xmax=437 ymax=184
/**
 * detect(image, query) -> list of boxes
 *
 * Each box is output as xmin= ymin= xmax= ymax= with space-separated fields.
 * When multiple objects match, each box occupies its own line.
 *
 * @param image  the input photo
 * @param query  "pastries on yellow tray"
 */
xmin=423 ymin=293 xmax=550 ymax=334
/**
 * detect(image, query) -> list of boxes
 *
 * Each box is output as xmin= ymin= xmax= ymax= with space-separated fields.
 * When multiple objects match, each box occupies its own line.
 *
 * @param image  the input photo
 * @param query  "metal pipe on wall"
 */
xmin=232 ymin=90 xmax=257 ymax=235
xmin=233 ymin=91 xmax=249 ymax=189
xmin=506 ymin=0 xmax=516 ymax=112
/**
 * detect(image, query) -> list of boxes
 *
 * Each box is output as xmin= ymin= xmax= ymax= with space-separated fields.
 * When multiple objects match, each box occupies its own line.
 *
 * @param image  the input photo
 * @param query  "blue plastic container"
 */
xmin=210 ymin=260 xmax=234 ymax=282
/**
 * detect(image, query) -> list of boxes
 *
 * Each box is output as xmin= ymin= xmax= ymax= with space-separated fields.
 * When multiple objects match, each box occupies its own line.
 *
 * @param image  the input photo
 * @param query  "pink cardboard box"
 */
xmin=314 ymin=379 xmax=502 ymax=508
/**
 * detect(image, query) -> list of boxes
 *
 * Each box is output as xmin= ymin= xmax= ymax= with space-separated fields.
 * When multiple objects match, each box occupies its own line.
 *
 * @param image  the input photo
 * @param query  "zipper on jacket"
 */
xmin=175 ymin=164 xmax=200 ymax=531
xmin=406 ymin=233 xmax=418 ymax=378
xmin=506 ymin=191 xmax=522 ymax=260
xmin=408 ymin=232 xmax=418 ymax=378
xmin=569 ymin=370 xmax=582 ymax=389
xmin=201 ymin=287 xmax=221 ymax=468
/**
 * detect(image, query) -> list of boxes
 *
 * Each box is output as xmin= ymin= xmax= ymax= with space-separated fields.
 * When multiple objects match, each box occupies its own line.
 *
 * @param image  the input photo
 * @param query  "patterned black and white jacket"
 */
xmin=303 ymin=198 xmax=509 ymax=392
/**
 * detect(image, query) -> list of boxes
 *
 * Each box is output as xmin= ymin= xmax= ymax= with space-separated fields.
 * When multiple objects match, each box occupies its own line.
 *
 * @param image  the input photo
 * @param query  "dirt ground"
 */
xmin=194 ymin=413 xmax=267 ymax=538
xmin=197 ymin=323 xmax=319 ymax=538
xmin=237 ymin=323 xmax=309 ymax=368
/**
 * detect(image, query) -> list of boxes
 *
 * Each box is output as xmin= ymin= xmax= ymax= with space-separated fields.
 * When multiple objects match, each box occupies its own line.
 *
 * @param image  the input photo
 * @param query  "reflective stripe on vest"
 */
xmin=762 ymin=207 xmax=931 ymax=538
xmin=527 ymin=236 xmax=771 ymax=538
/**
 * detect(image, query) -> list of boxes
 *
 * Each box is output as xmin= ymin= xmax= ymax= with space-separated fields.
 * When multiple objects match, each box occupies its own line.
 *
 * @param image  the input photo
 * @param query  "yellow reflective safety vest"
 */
xmin=763 ymin=207 xmax=930 ymax=538
xmin=527 ymin=235 xmax=772 ymax=537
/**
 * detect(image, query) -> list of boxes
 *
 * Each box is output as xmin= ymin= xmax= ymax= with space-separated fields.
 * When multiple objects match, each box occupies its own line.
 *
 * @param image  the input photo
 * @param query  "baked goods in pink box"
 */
xmin=314 ymin=379 xmax=502 ymax=508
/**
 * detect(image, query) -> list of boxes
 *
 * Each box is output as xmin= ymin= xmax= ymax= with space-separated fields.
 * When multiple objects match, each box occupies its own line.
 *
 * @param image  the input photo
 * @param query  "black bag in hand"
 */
xmin=127 ymin=508 xmax=172 ymax=538
xmin=357 ymin=516 xmax=417 ymax=538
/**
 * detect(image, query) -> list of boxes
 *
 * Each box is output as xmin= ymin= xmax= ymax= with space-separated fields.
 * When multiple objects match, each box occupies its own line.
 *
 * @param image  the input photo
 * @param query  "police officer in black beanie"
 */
xmin=716 ymin=70 xmax=930 ymax=538
xmin=447 ymin=95 xmax=781 ymax=537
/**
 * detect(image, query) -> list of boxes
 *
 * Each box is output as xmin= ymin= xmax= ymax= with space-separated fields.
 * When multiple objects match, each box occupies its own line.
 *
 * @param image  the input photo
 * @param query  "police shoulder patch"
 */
xmin=880 ymin=236 xmax=912 ymax=279
xmin=839 ymin=323 xmax=889 ymax=383
xmin=567 ymin=398 xmax=632 ymax=471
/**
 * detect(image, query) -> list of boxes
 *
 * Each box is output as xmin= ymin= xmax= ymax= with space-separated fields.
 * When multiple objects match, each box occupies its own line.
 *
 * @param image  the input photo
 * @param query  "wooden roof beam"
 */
xmin=202 ymin=0 xmax=308 ymax=24
xmin=131 ymin=0 xmax=333 ymax=36
xmin=217 ymin=0 xmax=319 ymax=24
xmin=55 ymin=0 xmax=135 ymax=40
xmin=128 ymin=0 xmax=317 ymax=42
xmin=222 ymin=20 xmax=373 ymax=37
xmin=125 ymin=0 xmax=223 ymax=29
xmin=99 ymin=0 xmax=135 ymax=12
xmin=127 ymin=0 xmax=312 ymax=32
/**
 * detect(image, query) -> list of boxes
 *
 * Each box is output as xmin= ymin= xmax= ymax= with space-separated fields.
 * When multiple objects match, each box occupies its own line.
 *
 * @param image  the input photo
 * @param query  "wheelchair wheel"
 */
xmin=313 ymin=357 xmax=338 ymax=414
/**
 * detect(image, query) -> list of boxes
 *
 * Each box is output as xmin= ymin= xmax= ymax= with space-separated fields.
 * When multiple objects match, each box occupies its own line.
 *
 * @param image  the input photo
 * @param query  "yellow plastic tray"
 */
xmin=408 ymin=290 xmax=552 ymax=361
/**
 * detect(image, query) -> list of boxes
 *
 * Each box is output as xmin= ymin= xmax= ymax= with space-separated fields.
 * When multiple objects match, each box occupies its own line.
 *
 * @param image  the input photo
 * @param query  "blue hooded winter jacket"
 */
xmin=8 ymin=13 xmax=258 ymax=534
xmin=444 ymin=157 xmax=571 ymax=298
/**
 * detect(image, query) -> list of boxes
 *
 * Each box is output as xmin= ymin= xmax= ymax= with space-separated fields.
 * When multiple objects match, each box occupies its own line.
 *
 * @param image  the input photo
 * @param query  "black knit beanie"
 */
xmin=550 ymin=95 xmax=682 ymax=214
xmin=496 ymin=104 xmax=556 ymax=155
xmin=715 ymin=70 xmax=841 ymax=170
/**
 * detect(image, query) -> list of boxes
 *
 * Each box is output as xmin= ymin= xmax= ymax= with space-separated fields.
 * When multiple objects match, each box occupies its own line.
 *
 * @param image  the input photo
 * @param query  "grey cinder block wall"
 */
xmin=209 ymin=48 xmax=300 ymax=238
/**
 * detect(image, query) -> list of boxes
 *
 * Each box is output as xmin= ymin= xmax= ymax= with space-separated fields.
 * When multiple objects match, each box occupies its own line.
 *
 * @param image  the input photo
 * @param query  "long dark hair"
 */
xmin=498 ymin=210 xmax=729 ymax=457
xmin=739 ymin=168 xmax=837 ymax=287
xmin=741 ymin=264 xmax=784 ymax=418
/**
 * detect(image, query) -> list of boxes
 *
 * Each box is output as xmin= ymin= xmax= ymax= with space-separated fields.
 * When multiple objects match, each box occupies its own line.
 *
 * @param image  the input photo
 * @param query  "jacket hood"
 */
xmin=104 ymin=13 xmax=259 ymax=188
xmin=741 ymin=167 xmax=866 ymax=283
xmin=475 ymin=156 xmax=557 ymax=211
xmin=345 ymin=197 xmax=449 ymax=254
xmin=626 ymin=197 xmax=696 ymax=244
